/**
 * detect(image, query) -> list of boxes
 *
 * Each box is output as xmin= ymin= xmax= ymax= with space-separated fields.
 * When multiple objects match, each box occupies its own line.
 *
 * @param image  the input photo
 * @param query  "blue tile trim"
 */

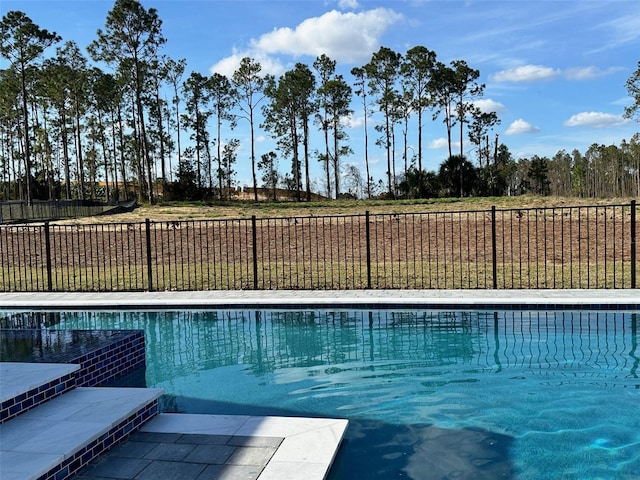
xmin=74 ymin=330 xmax=146 ymax=387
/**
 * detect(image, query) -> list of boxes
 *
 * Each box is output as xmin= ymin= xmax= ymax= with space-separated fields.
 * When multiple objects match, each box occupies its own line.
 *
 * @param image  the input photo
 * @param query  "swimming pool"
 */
xmin=5 ymin=308 xmax=639 ymax=479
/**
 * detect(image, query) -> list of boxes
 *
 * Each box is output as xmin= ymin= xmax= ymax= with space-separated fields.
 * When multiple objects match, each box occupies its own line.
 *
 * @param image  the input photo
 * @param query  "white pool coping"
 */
xmin=0 ymin=289 xmax=638 ymax=310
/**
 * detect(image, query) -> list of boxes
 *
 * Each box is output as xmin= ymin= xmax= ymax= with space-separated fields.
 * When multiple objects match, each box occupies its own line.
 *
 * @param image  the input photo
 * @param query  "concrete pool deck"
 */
xmin=0 ymin=289 xmax=639 ymax=310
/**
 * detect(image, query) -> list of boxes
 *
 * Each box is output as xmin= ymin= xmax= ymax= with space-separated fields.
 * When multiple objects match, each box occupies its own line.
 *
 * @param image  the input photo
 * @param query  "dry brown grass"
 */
xmin=54 ymin=195 xmax=635 ymax=224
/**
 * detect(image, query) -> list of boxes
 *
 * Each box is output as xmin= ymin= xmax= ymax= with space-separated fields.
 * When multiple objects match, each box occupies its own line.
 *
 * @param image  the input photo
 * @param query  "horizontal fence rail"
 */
xmin=0 ymin=201 xmax=637 ymax=291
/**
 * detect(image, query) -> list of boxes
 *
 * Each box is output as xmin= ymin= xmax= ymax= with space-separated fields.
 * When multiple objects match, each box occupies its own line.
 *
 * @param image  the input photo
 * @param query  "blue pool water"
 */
xmin=7 ymin=309 xmax=639 ymax=479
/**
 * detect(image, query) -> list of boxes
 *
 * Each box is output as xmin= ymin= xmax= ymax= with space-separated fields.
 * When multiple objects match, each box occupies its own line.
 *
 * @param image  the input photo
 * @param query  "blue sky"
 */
xmin=2 ymin=0 xmax=639 ymax=190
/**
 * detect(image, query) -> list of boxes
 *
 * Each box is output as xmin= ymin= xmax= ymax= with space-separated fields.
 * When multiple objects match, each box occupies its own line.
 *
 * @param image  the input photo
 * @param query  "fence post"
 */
xmin=44 ymin=221 xmax=53 ymax=291
xmin=491 ymin=206 xmax=498 ymax=289
xmin=632 ymin=200 xmax=637 ymax=289
xmin=145 ymin=219 xmax=153 ymax=292
xmin=251 ymin=215 xmax=258 ymax=290
xmin=365 ymin=211 xmax=372 ymax=289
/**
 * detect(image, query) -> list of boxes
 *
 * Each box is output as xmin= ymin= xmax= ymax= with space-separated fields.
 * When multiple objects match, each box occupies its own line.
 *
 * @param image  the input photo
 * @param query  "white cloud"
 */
xmin=338 ymin=0 xmax=359 ymax=10
xmin=491 ymin=64 xmax=560 ymax=82
xmin=251 ymin=8 xmax=402 ymax=63
xmin=343 ymin=113 xmax=363 ymax=129
xmin=210 ymin=50 xmax=286 ymax=77
xmin=564 ymin=112 xmax=630 ymax=128
xmin=473 ymin=98 xmax=506 ymax=114
xmin=368 ymin=155 xmax=380 ymax=166
xmin=429 ymin=138 xmax=449 ymax=149
xmin=505 ymin=119 xmax=540 ymax=135
xmin=564 ymin=66 xmax=623 ymax=80
xmin=611 ymin=96 xmax=633 ymax=107
xmin=429 ymin=138 xmax=461 ymax=150
xmin=491 ymin=64 xmax=623 ymax=83
xmin=592 ymin=14 xmax=640 ymax=52
xmin=210 ymin=8 xmax=401 ymax=77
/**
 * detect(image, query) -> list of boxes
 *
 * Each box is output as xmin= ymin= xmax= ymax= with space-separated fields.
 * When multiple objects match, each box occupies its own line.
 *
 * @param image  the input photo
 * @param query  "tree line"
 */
xmin=1 ymin=1 xmax=639 ymax=205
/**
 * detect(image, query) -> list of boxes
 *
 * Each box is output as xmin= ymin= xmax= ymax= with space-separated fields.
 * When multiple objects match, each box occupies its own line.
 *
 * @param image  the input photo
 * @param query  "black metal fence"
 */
xmin=0 ymin=200 xmax=137 ymax=224
xmin=0 ymin=201 xmax=637 ymax=291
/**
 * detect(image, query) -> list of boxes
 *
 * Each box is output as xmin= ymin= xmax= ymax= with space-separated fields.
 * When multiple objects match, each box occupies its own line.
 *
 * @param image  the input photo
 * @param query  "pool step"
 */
xmin=1 ymin=362 xmax=80 ymax=423
xmin=0 ymin=363 xmax=163 ymax=480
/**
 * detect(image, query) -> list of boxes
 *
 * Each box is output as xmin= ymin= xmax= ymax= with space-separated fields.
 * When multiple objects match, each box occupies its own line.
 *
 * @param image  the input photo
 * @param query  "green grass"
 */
xmin=2 ymin=260 xmax=634 ymax=291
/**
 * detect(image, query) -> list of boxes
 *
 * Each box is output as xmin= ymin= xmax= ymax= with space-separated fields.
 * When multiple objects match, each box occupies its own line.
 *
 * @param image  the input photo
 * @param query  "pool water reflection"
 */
xmin=5 ymin=309 xmax=639 ymax=479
